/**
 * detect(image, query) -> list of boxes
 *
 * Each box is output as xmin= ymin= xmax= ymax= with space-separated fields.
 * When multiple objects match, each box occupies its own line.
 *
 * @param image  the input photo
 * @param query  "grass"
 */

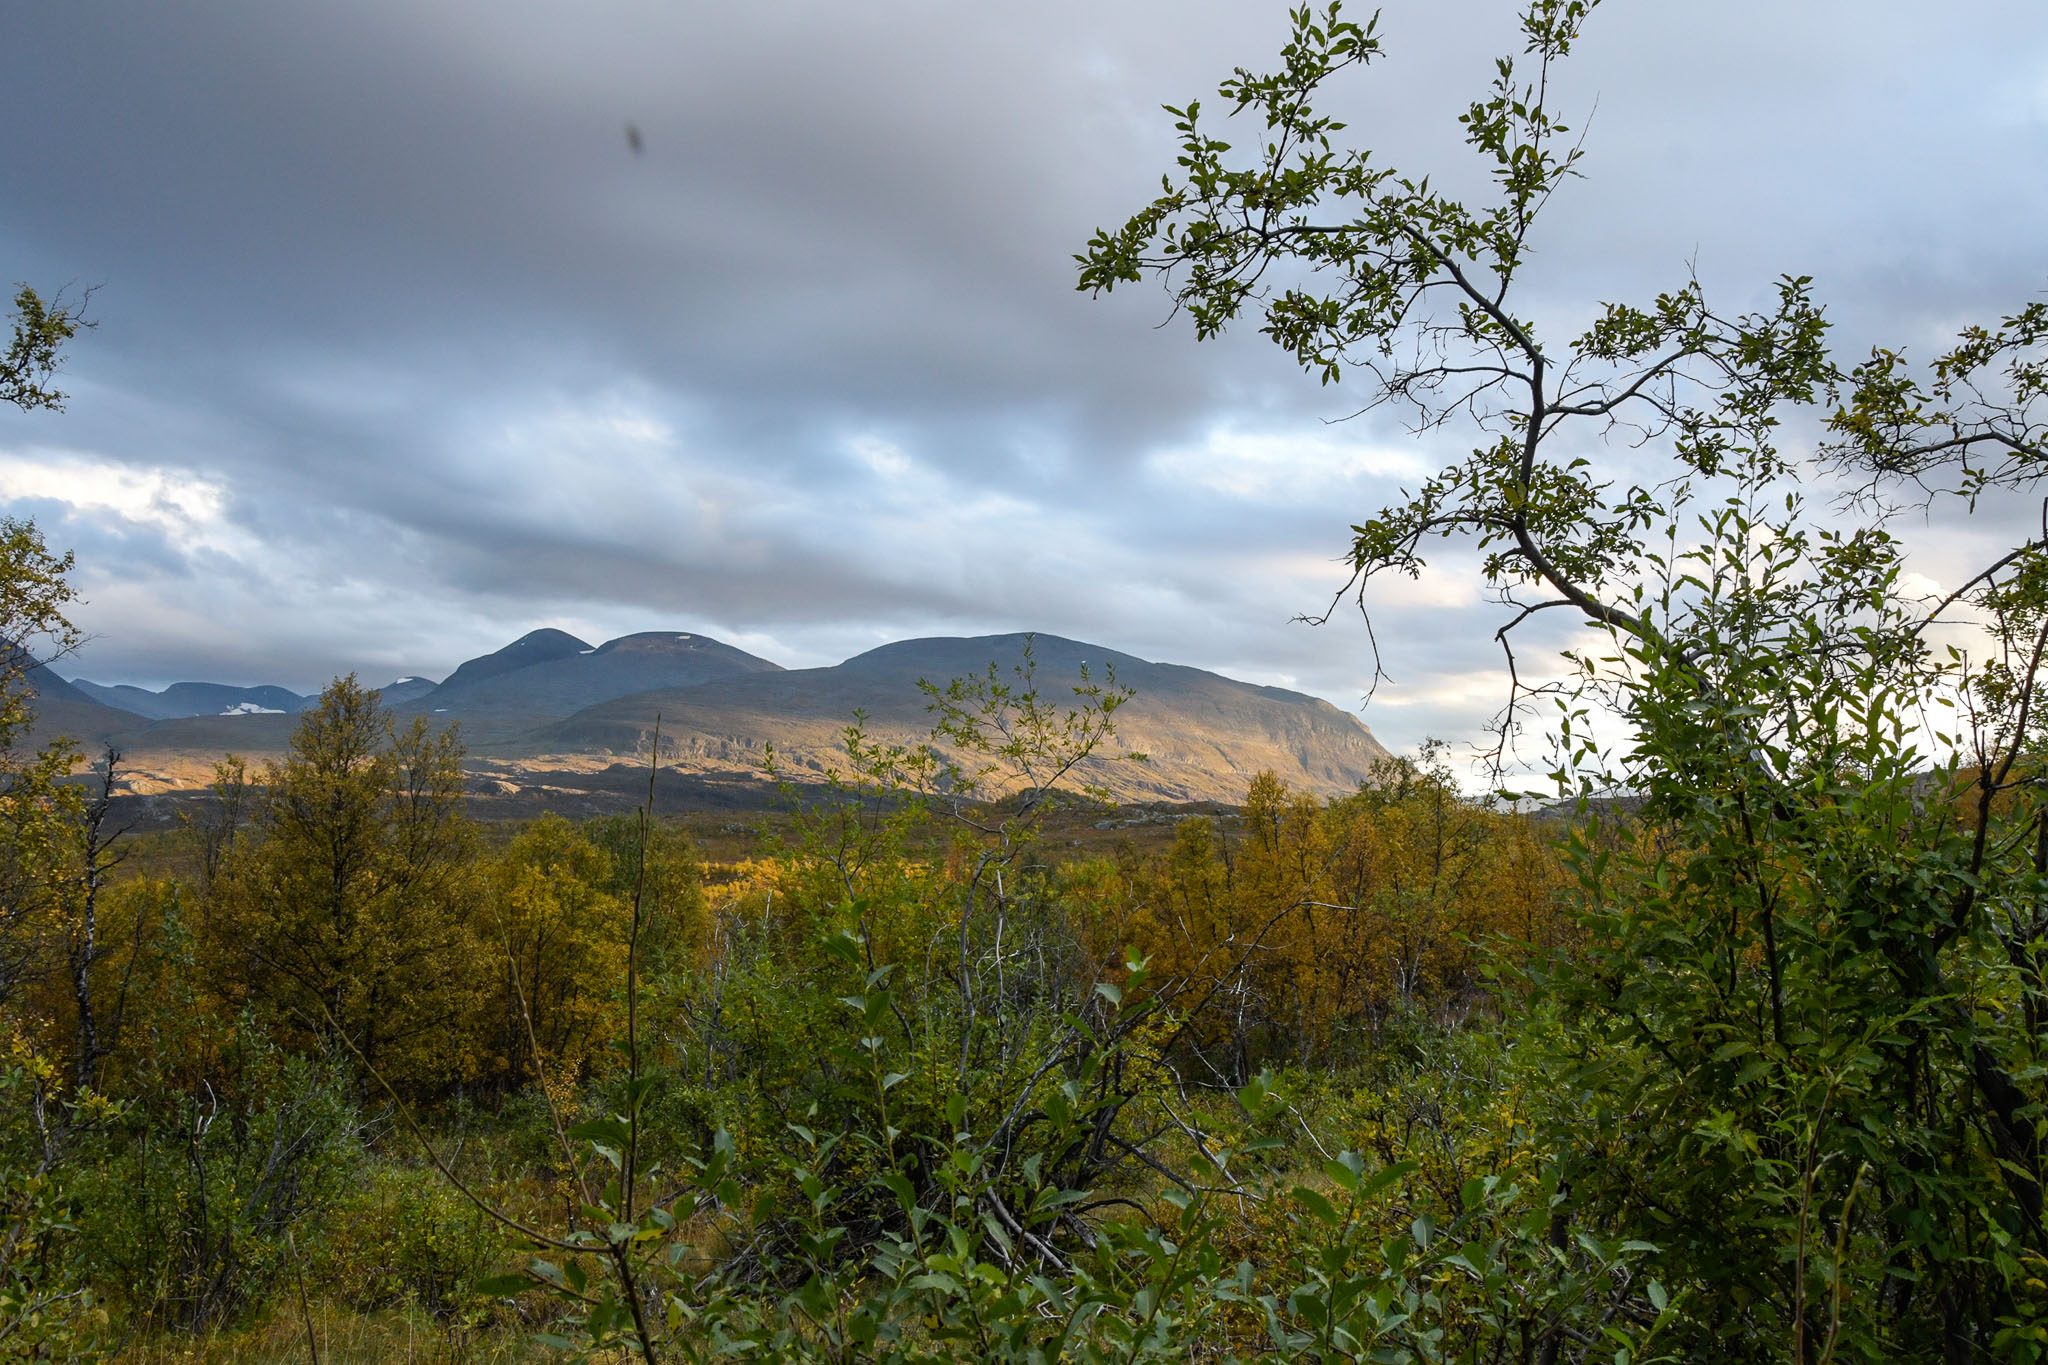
xmin=110 ymin=1301 xmax=543 ymax=1365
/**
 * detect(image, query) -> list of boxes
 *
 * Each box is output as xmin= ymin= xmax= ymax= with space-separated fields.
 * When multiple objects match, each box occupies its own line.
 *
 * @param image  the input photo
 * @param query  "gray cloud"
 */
xmin=1 ymin=0 xmax=2043 ymax=764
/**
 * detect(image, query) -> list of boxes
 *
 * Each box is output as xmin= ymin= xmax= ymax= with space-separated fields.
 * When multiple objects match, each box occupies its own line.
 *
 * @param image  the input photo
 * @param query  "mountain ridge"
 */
xmin=34 ymin=628 xmax=1392 ymax=803
xmin=434 ymin=628 xmax=592 ymax=693
xmin=514 ymin=633 xmax=1389 ymax=803
xmin=392 ymin=630 xmax=786 ymax=744
xmin=70 ymin=679 xmax=311 ymax=719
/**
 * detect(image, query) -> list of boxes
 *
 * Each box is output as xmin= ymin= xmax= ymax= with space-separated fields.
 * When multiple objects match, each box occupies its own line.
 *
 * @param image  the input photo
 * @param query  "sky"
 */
xmin=2 ymin=0 xmax=2045 ymax=765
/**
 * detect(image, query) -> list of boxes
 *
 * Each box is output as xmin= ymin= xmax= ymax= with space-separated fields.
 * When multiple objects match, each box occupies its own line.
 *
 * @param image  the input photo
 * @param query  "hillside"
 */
xmin=393 ymin=630 xmax=786 ymax=745
xmin=375 ymin=676 xmax=439 ymax=705
xmin=430 ymin=628 xmax=591 ymax=692
xmin=521 ymin=633 xmax=1390 ymax=802
xmin=38 ymin=630 xmax=1392 ymax=804
xmin=70 ymin=679 xmax=311 ymax=719
xmin=20 ymin=662 xmax=156 ymax=757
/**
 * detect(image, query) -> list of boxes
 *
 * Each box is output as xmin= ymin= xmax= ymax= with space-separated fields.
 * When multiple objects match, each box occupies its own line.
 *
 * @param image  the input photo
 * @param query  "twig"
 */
xmin=288 ymin=1229 xmax=320 ymax=1365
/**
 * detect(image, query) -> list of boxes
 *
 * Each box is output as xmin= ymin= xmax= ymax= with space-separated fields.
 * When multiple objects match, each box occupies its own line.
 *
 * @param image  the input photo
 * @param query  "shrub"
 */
xmin=72 ymin=1029 xmax=358 ymax=1334
xmin=316 ymin=1163 xmax=507 ymax=1320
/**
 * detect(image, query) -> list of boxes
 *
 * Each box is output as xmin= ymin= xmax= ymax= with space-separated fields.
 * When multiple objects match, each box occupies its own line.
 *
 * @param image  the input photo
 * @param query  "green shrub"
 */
xmin=72 ymin=1029 xmax=358 ymax=1334
xmin=317 ymin=1163 xmax=507 ymax=1319
xmin=0 ymin=1055 xmax=107 ymax=1360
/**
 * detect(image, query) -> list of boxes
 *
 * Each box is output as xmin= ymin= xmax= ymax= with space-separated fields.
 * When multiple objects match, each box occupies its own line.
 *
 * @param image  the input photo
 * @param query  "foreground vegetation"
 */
xmin=7 ymin=0 xmax=2048 ymax=1359
xmin=3 ymin=584 xmax=2045 ymax=1362
xmin=5 ymin=649 xmax=1595 ymax=1359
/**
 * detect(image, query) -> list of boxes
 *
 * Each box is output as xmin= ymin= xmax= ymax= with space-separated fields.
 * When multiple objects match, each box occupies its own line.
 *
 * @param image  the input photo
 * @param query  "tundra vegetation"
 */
xmin=5 ymin=0 xmax=2048 ymax=1360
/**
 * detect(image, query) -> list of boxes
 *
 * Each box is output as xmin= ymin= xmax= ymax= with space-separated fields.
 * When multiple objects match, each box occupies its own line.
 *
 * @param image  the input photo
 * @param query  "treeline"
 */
xmin=9 ymin=690 xmax=1552 ymax=1106
xmin=11 ymin=680 xmax=704 ymax=1101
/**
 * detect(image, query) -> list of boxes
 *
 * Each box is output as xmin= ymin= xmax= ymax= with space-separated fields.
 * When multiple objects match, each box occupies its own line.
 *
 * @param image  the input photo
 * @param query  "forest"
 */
xmin=6 ymin=0 xmax=2048 ymax=1360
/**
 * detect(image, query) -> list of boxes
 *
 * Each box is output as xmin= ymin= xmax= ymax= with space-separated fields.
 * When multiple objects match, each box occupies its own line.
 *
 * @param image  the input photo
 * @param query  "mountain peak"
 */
xmin=437 ymin=628 xmax=594 ymax=692
xmin=590 ymin=631 xmax=783 ymax=665
xmin=390 ymin=627 xmax=785 ymax=744
xmin=376 ymin=675 xmax=440 ymax=706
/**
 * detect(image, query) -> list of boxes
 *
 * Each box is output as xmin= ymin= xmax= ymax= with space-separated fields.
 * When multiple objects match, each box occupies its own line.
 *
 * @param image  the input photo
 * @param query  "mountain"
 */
xmin=397 ymin=630 xmax=785 ymax=744
xmin=20 ymin=659 xmax=115 ymax=710
xmin=16 ymin=659 xmax=299 ymax=788
xmin=70 ymin=679 xmax=311 ymax=719
xmin=433 ymin=628 xmax=592 ymax=692
xmin=375 ymin=676 xmax=440 ymax=705
xmin=17 ymin=657 xmax=151 ymax=752
xmin=39 ymin=629 xmax=1394 ymax=805
xmin=521 ymin=633 xmax=1391 ymax=802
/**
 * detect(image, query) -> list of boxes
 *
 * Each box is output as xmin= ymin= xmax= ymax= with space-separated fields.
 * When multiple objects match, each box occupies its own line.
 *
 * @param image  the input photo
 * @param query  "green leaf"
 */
xmin=1293 ymin=1186 xmax=1341 ymax=1226
xmin=567 ymin=1116 xmax=632 ymax=1148
xmin=1358 ymin=1158 xmax=1417 ymax=1201
xmin=877 ymin=1171 xmax=916 ymax=1209
xmin=474 ymin=1273 xmax=533 ymax=1297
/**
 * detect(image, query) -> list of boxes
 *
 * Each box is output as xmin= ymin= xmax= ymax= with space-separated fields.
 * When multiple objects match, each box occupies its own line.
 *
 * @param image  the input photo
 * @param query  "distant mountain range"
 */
xmin=70 ymin=679 xmax=312 ymax=719
xmin=28 ymin=629 xmax=1393 ymax=804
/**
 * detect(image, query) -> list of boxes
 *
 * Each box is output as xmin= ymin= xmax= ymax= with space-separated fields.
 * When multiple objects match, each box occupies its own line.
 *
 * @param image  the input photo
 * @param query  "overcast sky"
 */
xmin=2 ymin=0 xmax=2044 ymax=762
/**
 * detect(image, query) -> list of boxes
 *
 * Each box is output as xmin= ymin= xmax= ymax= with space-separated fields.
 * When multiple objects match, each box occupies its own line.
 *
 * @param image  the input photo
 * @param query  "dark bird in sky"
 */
xmin=624 ymin=123 xmax=643 ymax=155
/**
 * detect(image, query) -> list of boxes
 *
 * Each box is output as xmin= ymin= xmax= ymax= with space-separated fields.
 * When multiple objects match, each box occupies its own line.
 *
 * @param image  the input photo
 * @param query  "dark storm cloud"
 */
xmin=1 ymin=0 xmax=2044 ymax=757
